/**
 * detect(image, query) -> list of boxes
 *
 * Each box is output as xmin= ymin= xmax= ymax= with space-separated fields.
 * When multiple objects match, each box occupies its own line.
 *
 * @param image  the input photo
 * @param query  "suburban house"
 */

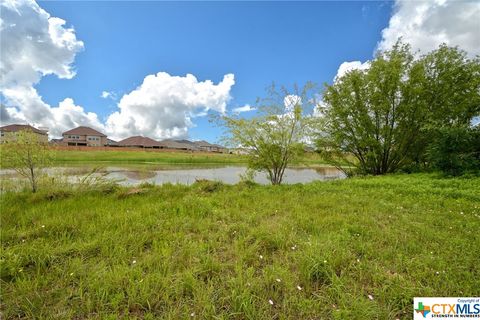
xmin=0 ymin=123 xmax=227 ymax=152
xmin=106 ymin=138 xmax=119 ymax=147
xmin=117 ymin=136 xmax=165 ymax=148
xmin=62 ymin=126 xmax=107 ymax=146
xmin=194 ymin=140 xmax=225 ymax=153
xmin=0 ymin=124 xmax=48 ymax=143
xmin=161 ymin=139 xmax=198 ymax=151
xmin=116 ymin=136 xmax=226 ymax=152
xmin=49 ymin=138 xmax=64 ymax=145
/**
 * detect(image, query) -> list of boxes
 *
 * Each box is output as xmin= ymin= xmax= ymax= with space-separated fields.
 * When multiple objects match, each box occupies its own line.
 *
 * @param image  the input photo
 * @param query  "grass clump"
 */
xmin=1 ymin=174 xmax=479 ymax=319
xmin=193 ymin=179 xmax=224 ymax=193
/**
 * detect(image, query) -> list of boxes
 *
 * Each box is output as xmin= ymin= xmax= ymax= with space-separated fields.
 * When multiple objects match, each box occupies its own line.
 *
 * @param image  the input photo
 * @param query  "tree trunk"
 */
xmin=30 ymin=166 xmax=36 ymax=193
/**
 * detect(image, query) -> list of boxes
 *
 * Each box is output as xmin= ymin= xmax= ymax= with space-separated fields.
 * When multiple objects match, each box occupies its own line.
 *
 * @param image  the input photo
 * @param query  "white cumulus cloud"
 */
xmin=378 ymin=0 xmax=480 ymax=56
xmin=0 ymin=0 xmax=103 ymax=137
xmin=101 ymin=91 xmax=117 ymax=99
xmin=1 ymin=85 xmax=104 ymax=136
xmin=333 ymin=0 xmax=479 ymax=83
xmin=105 ymin=72 xmax=235 ymax=141
xmin=0 ymin=0 xmax=84 ymax=88
xmin=0 ymin=0 xmax=234 ymax=140
xmin=232 ymin=104 xmax=256 ymax=114
xmin=334 ymin=61 xmax=370 ymax=81
xmin=283 ymin=95 xmax=303 ymax=114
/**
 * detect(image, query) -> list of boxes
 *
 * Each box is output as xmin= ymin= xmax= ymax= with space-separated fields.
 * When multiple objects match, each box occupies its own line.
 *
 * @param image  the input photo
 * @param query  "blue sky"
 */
xmin=3 ymin=0 xmax=476 ymax=141
xmin=36 ymin=1 xmax=392 ymax=142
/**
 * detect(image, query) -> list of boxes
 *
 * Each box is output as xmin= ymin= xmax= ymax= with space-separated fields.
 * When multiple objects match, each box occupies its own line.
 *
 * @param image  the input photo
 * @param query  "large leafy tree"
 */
xmin=420 ymin=44 xmax=480 ymax=127
xmin=219 ymin=84 xmax=315 ymax=185
xmin=408 ymin=45 xmax=480 ymax=168
xmin=317 ymin=42 xmax=426 ymax=175
xmin=316 ymin=41 xmax=480 ymax=175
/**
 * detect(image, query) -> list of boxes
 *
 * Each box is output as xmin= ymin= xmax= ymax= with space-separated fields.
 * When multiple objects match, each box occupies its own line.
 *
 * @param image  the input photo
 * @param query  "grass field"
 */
xmin=52 ymin=148 xmax=247 ymax=165
xmin=1 ymin=174 xmax=479 ymax=319
xmin=0 ymin=147 xmax=328 ymax=167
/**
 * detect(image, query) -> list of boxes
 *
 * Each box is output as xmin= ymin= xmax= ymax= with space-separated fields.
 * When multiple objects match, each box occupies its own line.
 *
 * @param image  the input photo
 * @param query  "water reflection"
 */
xmin=105 ymin=165 xmax=345 ymax=185
xmin=121 ymin=170 xmax=157 ymax=180
xmin=0 ymin=164 xmax=346 ymax=186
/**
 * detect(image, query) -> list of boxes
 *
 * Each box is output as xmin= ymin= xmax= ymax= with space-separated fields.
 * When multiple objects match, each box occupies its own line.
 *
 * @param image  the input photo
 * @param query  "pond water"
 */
xmin=0 ymin=164 xmax=346 ymax=186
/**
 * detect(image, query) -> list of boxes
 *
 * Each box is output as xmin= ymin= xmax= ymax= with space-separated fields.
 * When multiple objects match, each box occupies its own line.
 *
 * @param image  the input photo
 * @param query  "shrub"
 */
xmin=427 ymin=127 xmax=480 ymax=176
xmin=194 ymin=179 xmax=224 ymax=193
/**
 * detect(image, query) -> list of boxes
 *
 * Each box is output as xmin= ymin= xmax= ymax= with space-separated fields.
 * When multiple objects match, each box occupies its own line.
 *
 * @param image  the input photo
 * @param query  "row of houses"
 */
xmin=0 ymin=124 xmax=226 ymax=153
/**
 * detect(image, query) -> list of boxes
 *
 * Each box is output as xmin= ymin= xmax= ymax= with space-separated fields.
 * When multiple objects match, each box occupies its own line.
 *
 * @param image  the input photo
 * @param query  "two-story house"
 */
xmin=0 ymin=124 xmax=48 ymax=143
xmin=62 ymin=126 xmax=107 ymax=146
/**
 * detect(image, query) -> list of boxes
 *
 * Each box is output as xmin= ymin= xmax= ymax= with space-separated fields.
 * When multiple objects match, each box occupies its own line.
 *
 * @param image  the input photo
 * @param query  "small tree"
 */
xmin=219 ymin=84 xmax=315 ymax=185
xmin=2 ymin=130 xmax=53 ymax=192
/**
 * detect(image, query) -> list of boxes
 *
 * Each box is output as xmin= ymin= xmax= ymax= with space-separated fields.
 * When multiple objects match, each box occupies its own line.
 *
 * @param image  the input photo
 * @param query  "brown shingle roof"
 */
xmin=63 ymin=126 xmax=106 ymax=137
xmin=106 ymin=138 xmax=118 ymax=146
xmin=0 ymin=124 xmax=47 ymax=135
xmin=160 ymin=139 xmax=197 ymax=150
xmin=194 ymin=140 xmax=214 ymax=147
xmin=118 ymin=136 xmax=163 ymax=147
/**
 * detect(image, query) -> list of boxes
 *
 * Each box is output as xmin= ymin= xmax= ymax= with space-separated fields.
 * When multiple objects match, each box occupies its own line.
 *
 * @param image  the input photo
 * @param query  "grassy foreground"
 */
xmin=1 ymin=174 xmax=479 ymax=319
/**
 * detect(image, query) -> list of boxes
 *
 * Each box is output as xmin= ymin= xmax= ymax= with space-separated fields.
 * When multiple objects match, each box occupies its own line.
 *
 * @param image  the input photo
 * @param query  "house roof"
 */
xmin=106 ymin=138 xmax=118 ymax=146
xmin=63 ymin=126 xmax=106 ymax=137
xmin=0 ymin=124 xmax=47 ymax=135
xmin=160 ymin=139 xmax=198 ymax=150
xmin=194 ymin=140 xmax=214 ymax=147
xmin=50 ymin=138 xmax=63 ymax=143
xmin=118 ymin=136 xmax=163 ymax=147
xmin=194 ymin=140 xmax=225 ymax=149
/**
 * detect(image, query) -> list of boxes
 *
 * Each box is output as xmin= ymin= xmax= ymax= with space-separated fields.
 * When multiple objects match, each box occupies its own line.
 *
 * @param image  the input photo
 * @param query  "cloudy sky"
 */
xmin=1 ymin=0 xmax=479 ymax=141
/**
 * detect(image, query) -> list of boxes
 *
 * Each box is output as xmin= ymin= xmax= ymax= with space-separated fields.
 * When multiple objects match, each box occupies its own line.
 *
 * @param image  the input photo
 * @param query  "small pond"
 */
xmin=0 ymin=164 xmax=346 ymax=186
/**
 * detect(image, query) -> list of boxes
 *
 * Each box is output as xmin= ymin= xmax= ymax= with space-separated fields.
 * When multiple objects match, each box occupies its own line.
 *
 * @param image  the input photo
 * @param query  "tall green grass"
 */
xmin=1 ymin=174 xmax=479 ymax=319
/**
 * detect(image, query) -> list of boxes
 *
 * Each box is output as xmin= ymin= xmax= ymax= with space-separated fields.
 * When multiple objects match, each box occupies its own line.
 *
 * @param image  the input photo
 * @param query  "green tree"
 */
xmin=421 ymin=44 xmax=480 ymax=127
xmin=408 ymin=45 xmax=480 ymax=168
xmin=426 ymin=126 xmax=480 ymax=176
xmin=316 ymin=42 xmax=426 ymax=175
xmin=219 ymin=84 xmax=315 ymax=185
xmin=2 ymin=130 xmax=53 ymax=192
xmin=316 ymin=41 xmax=480 ymax=175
